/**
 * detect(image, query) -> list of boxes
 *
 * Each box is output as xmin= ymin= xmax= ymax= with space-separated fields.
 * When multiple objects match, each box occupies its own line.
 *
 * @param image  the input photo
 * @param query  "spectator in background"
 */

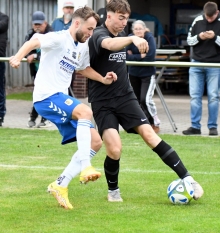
xmin=183 ymin=1 xmax=220 ymax=136
xmin=126 ymin=20 xmax=160 ymax=133
xmin=52 ymin=0 xmax=75 ymax=97
xmin=25 ymin=11 xmax=53 ymax=128
xmin=0 ymin=12 xmax=9 ymax=127
xmin=51 ymin=0 xmax=74 ymax=31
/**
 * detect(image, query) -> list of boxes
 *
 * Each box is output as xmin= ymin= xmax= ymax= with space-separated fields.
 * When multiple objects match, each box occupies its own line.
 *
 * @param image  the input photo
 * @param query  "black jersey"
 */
xmin=187 ymin=14 xmax=220 ymax=62
xmin=88 ymin=24 xmax=133 ymax=103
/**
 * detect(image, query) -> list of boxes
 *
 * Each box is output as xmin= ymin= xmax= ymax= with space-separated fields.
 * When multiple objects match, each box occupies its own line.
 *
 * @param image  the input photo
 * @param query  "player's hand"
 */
xmin=27 ymin=54 xmax=35 ymax=63
xmin=9 ymin=56 xmax=21 ymax=69
xmin=102 ymin=71 xmax=117 ymax=85
xmin=132 ymin=36 xmax=149 ymax=54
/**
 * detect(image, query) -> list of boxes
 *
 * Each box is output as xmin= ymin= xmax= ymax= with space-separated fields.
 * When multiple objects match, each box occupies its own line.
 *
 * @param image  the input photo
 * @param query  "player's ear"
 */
xmin=106 ymin=12 xmax=112 ymax=21
xmin=74 ymin=19 xmax=81 ymax=28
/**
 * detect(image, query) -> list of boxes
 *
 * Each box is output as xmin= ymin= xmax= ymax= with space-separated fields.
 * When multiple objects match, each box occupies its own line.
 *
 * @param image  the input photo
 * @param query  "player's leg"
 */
xmin=79 ymin=128 xmax=102 ymax=183
xmin=34 ymin=94 xmax=101 ymax=209
xmin=92 ymin=99 xmax=123 ymax=202
xmin=117 ymin=93 xmax=203 ymax=201
xmin=135 ymin=124 xmax=204 ymax=200
xmin=47 ymin=128 xmax=102 ymax=209
xmin=71 ymin=103 xmax=93 ymax=167
xmin=72 ymin=103 xmax=101 ymax=183
xmin=103 ymin=128 xmax=123 ymax=202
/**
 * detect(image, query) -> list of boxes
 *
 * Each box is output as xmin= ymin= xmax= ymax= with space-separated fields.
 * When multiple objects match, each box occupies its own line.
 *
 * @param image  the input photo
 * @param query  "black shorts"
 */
xmin=91 ymin=92 xmax=149 ymax=137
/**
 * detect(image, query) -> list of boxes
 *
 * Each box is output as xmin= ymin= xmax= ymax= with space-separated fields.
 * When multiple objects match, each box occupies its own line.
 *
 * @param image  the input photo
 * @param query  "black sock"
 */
xmin=153 ymin=140 xmax=190 ymax=179
xmin=104 ymin=156 xmax=120 ymax=191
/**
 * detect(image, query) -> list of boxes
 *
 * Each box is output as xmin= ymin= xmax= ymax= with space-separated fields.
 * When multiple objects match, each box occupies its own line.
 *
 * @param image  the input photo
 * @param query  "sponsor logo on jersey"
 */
xmin=109 ymin=52 xmax=126 ymax=62
xmin=65 ymin=98 xmax=73 ymax=106
xmin=59 ymin=60 xmax=75 ymax=74
xmin=63 ymin=56 xmax=79 ymax=66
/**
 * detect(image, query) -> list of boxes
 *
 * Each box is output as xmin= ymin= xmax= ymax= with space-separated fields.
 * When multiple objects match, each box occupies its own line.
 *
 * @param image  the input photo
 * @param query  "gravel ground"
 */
xmin=6 ymin=86 xmax=34 ymax=95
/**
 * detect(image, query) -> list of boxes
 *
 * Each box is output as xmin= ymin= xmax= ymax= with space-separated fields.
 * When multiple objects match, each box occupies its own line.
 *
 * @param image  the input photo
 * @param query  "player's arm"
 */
xmin=9 ymin=38 xmax=40 ymax=69
xmin=77 ymin=66 xmax=117 ymax=85
xmin=101 ymin=35 xmax=149 ymax=54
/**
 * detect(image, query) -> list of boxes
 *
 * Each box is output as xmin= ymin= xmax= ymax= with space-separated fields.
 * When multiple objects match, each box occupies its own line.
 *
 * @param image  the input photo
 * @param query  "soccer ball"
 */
xmin=167 ymin=179 xmax=194 ymax=204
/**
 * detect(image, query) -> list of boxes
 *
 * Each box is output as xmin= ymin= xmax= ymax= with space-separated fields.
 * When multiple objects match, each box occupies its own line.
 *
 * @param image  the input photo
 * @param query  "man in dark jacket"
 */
xmin=0 ymin=12 xmax=9 ymax=127
xmin=182 ymin=1 xmax=220 ymax=136
xmin=25 ymin=11 xmax=53 ymax=128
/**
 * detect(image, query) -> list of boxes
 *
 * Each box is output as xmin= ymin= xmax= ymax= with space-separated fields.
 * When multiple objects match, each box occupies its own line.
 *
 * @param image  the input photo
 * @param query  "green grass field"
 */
xmin=6 ymin=92 xmax=32 ymax=101
xmin=0 ymin=128 xmax=219 ymax=233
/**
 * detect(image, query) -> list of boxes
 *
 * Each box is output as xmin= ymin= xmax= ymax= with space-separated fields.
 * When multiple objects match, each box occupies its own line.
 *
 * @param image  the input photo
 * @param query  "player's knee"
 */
xmin=72 ymin=104 xmax=93 ymax=120
xmin=108 ymin=146 xmax=121 ymax=158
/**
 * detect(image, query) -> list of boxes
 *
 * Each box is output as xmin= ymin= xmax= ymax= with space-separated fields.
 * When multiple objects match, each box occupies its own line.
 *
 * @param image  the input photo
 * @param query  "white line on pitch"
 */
xmin=0 ymin=164 xmax=219 ymax=175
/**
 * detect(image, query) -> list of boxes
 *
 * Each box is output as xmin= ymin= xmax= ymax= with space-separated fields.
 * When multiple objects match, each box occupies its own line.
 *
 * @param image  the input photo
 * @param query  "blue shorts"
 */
xmin=34 ymin=92 xmax=94 ymax=145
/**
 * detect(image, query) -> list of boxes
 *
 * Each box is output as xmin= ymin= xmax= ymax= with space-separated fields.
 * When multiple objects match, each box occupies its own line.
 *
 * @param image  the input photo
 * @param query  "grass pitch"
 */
xmin=0 ymin=128 xmax=219 ymax=233
xmin=6 ymin=92 xmax=32 ymax=101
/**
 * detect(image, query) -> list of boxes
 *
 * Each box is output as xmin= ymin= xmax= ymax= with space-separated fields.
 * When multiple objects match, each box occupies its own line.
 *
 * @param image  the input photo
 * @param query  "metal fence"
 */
xmin=0 ymin=0 xmax=57 ymax=87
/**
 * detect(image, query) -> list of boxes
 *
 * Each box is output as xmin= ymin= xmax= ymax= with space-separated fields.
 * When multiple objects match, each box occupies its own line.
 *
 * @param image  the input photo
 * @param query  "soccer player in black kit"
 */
xmin=88 ymin=0 xmax=204 ymax=202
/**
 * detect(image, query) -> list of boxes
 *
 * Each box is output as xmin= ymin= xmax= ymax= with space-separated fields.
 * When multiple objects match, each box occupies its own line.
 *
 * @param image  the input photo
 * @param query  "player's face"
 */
xmin=76 ymin=17 xmax=97 ymax=43
xmin=109 ymin=12 xmax=129 ymax=33
xmin=133 ymin=23 xmax=145 ymax=38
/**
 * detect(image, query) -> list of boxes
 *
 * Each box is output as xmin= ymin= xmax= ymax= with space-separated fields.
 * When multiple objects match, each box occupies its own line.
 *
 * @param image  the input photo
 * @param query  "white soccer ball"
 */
xmin=167 ymin=179 xmax=194 ymax=204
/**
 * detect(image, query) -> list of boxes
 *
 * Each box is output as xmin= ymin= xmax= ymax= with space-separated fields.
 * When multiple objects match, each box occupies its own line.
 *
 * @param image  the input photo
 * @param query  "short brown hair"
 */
xmin=72 ymin=6 xmax=99 ymax=22
xmin=106 ymin=0 xmax=131 ymax=15
xmin=203 ymin=1 xmax=218 ymax=17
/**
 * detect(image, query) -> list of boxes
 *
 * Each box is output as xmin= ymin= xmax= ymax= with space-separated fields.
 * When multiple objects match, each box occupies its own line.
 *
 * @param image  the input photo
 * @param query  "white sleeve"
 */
xmin=36 ymin=32 xmax=62 ymax=50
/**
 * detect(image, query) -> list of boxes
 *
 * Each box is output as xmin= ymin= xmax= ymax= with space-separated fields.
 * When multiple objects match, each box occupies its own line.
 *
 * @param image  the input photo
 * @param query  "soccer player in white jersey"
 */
xmin=9 ymin=6 xmax=117 ymax=210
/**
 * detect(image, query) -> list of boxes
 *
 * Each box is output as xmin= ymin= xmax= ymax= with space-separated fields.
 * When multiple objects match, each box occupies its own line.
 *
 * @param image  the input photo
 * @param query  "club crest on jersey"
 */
xmin=72 ymin=52 xmax=76 ymax=59
xmin=78 ymin=52 xmax=81 ymax=61
xmin=67 ymin=49 xmax=70 ymax=54
xmin=65 ymin=99 xmax=73 ymax=105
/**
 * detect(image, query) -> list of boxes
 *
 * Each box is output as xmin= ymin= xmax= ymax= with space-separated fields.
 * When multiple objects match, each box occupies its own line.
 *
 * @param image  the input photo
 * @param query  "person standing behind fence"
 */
xmin=183 ymin=1 xmax=220 ymax=136
xmin=52 ymin=0 xmax=74 ymax=31
xmin=126 ymin=20 xmax=160 ymax=133
xmin=25 ymin=11 xmax=53 ymax=128
xmin=0 ymin=12 xmax=9 ymax=127
xmin=52 ymin=0 xmax=75 ymax=97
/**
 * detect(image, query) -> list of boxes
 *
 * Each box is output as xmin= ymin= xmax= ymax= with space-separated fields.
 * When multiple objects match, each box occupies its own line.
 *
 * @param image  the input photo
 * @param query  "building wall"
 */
xmin=0 ymin=0 xmax=57 ymax=87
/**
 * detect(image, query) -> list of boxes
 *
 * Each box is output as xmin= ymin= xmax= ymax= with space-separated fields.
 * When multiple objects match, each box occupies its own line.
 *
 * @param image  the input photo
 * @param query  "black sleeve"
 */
xmin=92 ymin=27 xmax=111 ymax=54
